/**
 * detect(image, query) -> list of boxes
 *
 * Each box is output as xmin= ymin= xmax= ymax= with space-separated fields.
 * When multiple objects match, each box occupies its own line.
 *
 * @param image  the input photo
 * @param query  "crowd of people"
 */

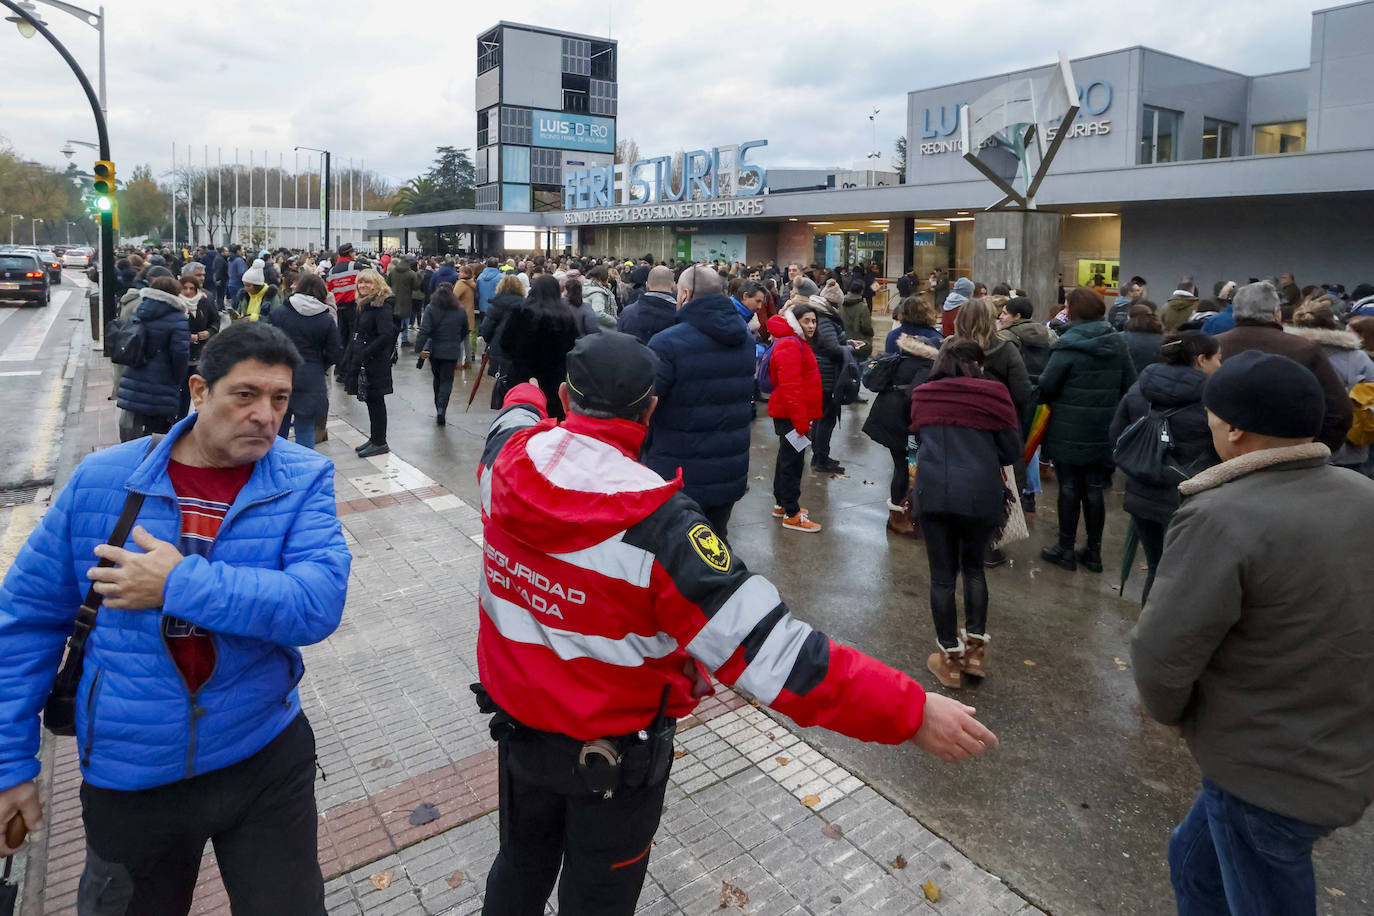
xmin=30 ymin=237 xmax=1374 ymax=915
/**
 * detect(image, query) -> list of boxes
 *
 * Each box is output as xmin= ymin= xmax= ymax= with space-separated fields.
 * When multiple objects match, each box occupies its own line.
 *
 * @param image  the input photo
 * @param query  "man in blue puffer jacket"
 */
xmin=642 ymin=265 xmax=756 ymax=537
xmin=475 ymin=257 xmax=503 ymax=319
xmin=0 ymin=322 xmax=350 ymax=914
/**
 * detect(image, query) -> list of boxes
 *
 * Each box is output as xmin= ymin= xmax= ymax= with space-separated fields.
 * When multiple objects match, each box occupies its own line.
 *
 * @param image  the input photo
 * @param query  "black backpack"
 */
xmin=862 ymin=352 xmax=903 ymax=393
xmin=1113 ymin=406 xmax=1187 ymax=487
xmin=105 ymin=315 xmax=151 ymax=367
xmin=835 ymin=348 xmax=862 ymax=406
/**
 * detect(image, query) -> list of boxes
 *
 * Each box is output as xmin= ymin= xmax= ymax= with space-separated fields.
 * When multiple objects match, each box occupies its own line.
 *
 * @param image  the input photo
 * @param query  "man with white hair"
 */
xmin=642 ymin=265 xmax=756 ymax=536
xmin=1216 ymin=282 xmax=1351 ymax=450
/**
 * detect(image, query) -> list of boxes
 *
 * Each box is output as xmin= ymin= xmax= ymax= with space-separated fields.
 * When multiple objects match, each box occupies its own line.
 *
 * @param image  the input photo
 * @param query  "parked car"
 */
xmin=0 ymin=252 xmax=51 ymax=306
xmin=63 ymin=247 xmax=92 ymax=268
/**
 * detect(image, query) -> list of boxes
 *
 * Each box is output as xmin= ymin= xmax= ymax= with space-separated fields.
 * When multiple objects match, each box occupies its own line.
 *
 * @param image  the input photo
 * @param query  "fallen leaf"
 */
xmin=922 ymin=880 xmax=942 ymax=902
xmin=822 ymin=822 xmax=844 ymax=840
xmin=766 ymin=732 xmax=775 ymax=740
xmin=673 ymin=749 xmax=689 ymax=760
xmin=1325 ymin=887 xmax=1346 ymax=897
xmin=1023 ymin=659 xmax=1037 ymax=666
xmin=409 ymin=802 xmax=440 ymax=826
xmin=888 ymin=854 xmax=907 ymax=870
xmin=775 ymin=756 xmax=791 ymax=766
xmin=801 ymin=793 xmax=821 ymax=807
xmin=718 ymin=880 xmax=750 ymax=909
xmin=1113 ymin=656 xmax=1130 ymax=671
xmin=445 ymin=871 xmax=465 ymax=889
xmin=369 ymin=869 xmax=394 ymax=891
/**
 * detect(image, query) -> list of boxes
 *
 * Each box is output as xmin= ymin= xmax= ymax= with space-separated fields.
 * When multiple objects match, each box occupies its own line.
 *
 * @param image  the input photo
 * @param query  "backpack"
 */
xmin=105 ymin=315 xmax=151 ymax=367
xmin=862 ymin=352 xmax=903 ymax=393
xmin=1348 ymin=381 xmax=1374 ymax=447
xmin=835 ymin=348 xmax=862 ymax=406
xmin=756 ymin=340 xmax=779 ymax=395
xmin=1113 ymin=406 xmax=1186 ymax=487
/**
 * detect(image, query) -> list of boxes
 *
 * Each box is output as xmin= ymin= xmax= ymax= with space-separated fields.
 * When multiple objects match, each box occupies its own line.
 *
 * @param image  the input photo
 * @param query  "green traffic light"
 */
xmin=96 ymin=197 xmax=112 ymax=211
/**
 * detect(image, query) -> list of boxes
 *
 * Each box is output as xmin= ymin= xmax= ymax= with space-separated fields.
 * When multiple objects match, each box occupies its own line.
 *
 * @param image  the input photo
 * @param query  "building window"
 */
xmin=1253 ymin=120 xmax=1307 ymax=155
xmin=1202 ymin=117 xmax=1236 ymax=159
xmin=477 ymin=31 xmax=500 ymax=75
xmin=590 ymin=43 xmax=615 ymax=80
xmin=561 ymin=38 xmax=590 ymax=76
xmin=502 ymin=146 xmax=531 ymax=184
xmin=1139 ymin=106 xmax=1180 ymax=164
xmin=531 ymin=148 xmax=561 ymax=186
xmin=475 ymin=184 xmax=499 ymax=210
xmin=500 ymin=107 xmax=532 ymax=145
xmin=563 ymin=88 xmax=589 ymax=113
xmin=590 ymin=80 xmax=617 ymax=117
xmin=502 ymin=184 xmax=530 ymax=212
xmin=477 ymin=109 xmax=491 ymax=148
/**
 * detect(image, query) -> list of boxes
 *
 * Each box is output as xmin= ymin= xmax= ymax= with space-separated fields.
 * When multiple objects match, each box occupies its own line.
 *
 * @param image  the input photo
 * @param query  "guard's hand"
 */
xmin=0 ymin=781 xmax=42 ymax=856
xmin=910 ymin=694 xmax=998 ymax=763
xmin=88 ymin=526 xmax=184 ymax=610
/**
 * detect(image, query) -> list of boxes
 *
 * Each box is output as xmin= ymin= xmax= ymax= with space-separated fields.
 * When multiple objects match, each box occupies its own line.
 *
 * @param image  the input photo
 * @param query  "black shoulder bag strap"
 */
xmin=43 ymin=435 xmax=161 ymax=736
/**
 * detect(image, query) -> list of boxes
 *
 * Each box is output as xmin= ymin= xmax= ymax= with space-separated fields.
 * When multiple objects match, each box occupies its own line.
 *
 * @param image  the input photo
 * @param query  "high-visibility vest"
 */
xmin=326 ymin=258 xmax=359 ymax=305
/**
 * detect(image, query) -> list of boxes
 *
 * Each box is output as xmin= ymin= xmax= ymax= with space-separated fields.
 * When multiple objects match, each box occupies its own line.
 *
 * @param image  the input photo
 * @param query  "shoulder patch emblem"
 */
xmin=687 ymin=523 xmax=731 ymax=573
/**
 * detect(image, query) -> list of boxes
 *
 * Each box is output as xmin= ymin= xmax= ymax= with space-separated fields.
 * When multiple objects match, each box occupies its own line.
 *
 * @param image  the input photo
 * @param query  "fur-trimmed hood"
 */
xmin=896 ymin=333 xmax=941 ymax=360
xmin=1179 ymin=442 xmax=1330 ymax=496
xmin=1284 ymin=325 xmax=1363 ymax=351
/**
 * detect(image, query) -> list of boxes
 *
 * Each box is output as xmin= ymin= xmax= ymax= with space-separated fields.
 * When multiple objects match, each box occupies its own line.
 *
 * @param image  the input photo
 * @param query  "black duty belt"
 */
xmin=471 ymin=683 xmax=676 ymax=798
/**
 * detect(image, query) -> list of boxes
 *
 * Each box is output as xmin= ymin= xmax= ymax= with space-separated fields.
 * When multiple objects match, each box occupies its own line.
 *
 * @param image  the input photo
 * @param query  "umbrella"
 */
xmin=465 ymin=351 xmax=490 ymax=412
xmin=1119 ymin=517 xmax=1140 ymax=595
xmin=1022 ymin=404 xmax=1050 ymax=466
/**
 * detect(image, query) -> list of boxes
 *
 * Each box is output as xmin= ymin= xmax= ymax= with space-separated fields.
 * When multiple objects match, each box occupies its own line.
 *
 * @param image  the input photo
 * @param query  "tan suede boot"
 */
xmin=886 ymin=502 xmax=916 ymax=537
xmin=961 ymin=631 xmax=989 ymax=679
xmin=926 ymin=644 xmax=963 ymax=689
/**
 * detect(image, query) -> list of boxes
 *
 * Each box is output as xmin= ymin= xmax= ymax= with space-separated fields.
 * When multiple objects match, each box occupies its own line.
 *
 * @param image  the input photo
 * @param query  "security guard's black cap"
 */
xmin=565 ymin=331 xmax=659 ymax=415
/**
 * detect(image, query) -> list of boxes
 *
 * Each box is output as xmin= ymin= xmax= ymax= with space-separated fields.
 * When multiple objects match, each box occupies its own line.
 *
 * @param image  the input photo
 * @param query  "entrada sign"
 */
xmin=564 ymin=140 xmax=769 ymax=210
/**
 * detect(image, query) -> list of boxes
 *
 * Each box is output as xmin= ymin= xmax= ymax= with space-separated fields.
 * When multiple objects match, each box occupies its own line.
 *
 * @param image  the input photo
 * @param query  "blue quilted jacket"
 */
xmin=0 ymin=417 xmax=351 ymax=791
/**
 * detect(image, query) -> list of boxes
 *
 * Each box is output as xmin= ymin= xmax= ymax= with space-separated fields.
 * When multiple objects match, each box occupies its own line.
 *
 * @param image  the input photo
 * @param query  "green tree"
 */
xmin=389 ymin=176 xmax=439 ymax=215
xmin=118 ymin=164 xmax=167 ymax=235
xmin=424 ymin=146 xmax=476 ymax=210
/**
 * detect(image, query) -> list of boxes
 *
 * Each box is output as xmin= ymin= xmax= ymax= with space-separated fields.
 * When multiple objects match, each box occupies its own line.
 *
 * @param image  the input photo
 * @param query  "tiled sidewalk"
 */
xmin=24 ymin=355 xmax=1041 ymax=915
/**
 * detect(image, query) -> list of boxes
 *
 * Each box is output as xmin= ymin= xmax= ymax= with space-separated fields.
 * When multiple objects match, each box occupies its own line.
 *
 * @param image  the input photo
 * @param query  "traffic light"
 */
xmin=92 ymin=160 xmax=118 ymax=230
xmin=93 ymin=160 xmax=115 ymax=210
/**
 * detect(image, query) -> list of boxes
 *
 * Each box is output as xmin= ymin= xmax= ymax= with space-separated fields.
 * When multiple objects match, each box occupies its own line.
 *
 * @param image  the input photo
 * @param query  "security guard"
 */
xmin=475 ymin=331 xmax=999 ymax=915
xmin=324 ymin=242 xmax=360 ymax=364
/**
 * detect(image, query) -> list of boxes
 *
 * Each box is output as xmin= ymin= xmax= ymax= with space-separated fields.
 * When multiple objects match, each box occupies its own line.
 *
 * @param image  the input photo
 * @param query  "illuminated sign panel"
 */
xmin=533 ymin=110 xmax=616 ymax=153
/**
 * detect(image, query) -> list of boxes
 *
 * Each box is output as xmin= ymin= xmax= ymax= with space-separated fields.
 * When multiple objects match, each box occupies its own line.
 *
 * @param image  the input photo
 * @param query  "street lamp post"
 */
xmin=31 ymin=217 xmax=43 ymax=246
xmin=3 ymin=0 xmax=114 ymax=335
xmin=8 ymin=214 xmax=21 ymax=245
xmin=294 ymin=146 xmax=330 ymax=252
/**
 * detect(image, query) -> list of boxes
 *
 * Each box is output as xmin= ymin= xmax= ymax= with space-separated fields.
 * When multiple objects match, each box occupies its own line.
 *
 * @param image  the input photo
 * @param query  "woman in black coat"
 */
xmin=479 ymin=275 xmax=532 ymax=409
xmin=861 ymin=327 xmax=939 ymax=536
xmin=498 ymin=275 xmax=580 ymax=420
xmin=909 ymin=339 xmax=1021 ymax=689
xmin=1108 ymin=330 xmax=1221 ymax=604
xmin=807 ymin=294 xmax=852 ymax=474
xmin=269 ymin=273 xmax=343 ymax=449
xmin=415 ymin=282 xmax=470 ymax=425
xmin=351 ymin=268 xmax=398 ymax=457
xmin=1121 ymin=303 xmax=1165 ymax=374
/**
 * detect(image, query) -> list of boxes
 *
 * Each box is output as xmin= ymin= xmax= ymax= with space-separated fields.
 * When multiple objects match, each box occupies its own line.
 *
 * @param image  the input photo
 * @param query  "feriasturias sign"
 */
xmin=562 ymin=197 xmax=765 ymax=226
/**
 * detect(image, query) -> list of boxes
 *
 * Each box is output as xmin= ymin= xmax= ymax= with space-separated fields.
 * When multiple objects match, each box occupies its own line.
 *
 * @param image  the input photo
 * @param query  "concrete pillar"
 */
xmin=973 ymin=210 xmax=1061 ymax=319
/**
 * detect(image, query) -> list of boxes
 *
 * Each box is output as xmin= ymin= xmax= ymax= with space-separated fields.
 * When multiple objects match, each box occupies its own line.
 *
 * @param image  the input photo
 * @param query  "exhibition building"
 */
xmin=369 ymin=1 xmax=1374 ymax=298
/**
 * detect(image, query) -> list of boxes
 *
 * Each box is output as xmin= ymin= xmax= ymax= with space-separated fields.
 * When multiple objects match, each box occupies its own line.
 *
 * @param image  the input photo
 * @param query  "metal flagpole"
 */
xmin=203 ymin=145 xmax=209 ymax=246
xmin=233 ymin=147 xmax=239 ymax=243
xmin=248 ymin=150 xmax=254 ymax=248
xmin=217 ymin=147 xmax=222 ymax=246
xmin=278 ymin=152 xmax=283 ymax=251
xmin=294 ymin=150 xmax=300 ymax=250
xmin=171 ymin=142 xmax=177 ymax=252
xmin=347 ymin=157 xmax=353 ymax=246
xmin=186 ymin=144 xmax=193 ymax=248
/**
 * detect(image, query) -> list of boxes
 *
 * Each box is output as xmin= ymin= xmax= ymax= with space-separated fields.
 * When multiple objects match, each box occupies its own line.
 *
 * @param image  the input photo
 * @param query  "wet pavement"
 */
xmin=339 ymin=333 xmax=1372 ymax=916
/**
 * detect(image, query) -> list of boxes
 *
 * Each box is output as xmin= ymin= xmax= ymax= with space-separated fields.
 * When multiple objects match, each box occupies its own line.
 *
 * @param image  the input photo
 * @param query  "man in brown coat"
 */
xmin=1217 ymin=281 xmax=1351 ymax=450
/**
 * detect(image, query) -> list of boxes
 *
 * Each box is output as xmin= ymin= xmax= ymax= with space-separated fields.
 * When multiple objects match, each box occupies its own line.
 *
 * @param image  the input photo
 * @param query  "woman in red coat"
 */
xmin=767 ymin=304 xmax=825 ymax=531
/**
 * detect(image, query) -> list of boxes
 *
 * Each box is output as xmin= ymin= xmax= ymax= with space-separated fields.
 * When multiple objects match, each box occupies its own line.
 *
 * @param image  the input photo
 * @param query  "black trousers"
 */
xmin=1053 ymin=461 xmax=1112 ymax=551
xmin=1133 ymin=515 xmax=1168 ymax=606
xmin=888 ymin=444 xmax=909 ymax=505
xmin=701 ymin=501 xmax=736 ymax=541
xmin=810 ymin=396 xmax=841 ymax=464
xmin=921 ymin=513 xmax=997 ymax=649
xmin=772 ymin=418 xmax=807 ymax=516
xmin=365 ymin=393 xmax=388 ymax=446
xmin=431 ymin=358 xmax=458 ymax=414
xmin=77 ymin=715 xmax=323 ymax=916
xmin=337 ymin=308 xmax=356 ymax=361
xmin=483 ymin=733 xmax=670 ymax=916
xmin=118 ymin=413 xmax=174 ymax=443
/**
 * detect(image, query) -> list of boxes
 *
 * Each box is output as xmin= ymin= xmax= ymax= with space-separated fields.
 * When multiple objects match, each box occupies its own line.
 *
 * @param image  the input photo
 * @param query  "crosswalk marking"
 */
xmin=0 ymin=288 xmax=72 ymax=362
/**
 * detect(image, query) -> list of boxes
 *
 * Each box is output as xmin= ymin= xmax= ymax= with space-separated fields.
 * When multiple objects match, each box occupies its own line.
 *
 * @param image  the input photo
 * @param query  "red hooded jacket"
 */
xmin=766 ymin=312 xmax=824 ymax=436
xmin=476 ymin=383 xmax=926 ymax=743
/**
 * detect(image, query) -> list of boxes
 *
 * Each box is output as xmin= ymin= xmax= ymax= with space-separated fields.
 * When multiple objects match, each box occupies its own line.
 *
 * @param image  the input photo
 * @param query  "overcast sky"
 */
xmin=0 ymin=0 xmax=1321 ymax=192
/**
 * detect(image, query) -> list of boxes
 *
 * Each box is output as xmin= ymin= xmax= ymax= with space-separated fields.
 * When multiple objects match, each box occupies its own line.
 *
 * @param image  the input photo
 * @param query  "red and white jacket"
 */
xmin=476 ymin=383 xmax=926 ymax=743
xmin=325 ymin=256 xmax=359 ymax=307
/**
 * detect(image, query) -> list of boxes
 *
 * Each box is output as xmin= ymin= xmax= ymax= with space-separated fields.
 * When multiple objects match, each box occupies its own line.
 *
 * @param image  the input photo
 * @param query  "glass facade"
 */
xmin=1253 ymin=121 xmax=1307 ymax=155
xmin=502 ymin=146 xmax=531 ymax=184
xmin=1202 ymin=117 xmax=1236 ymax=159
xmin=502 ymin=184 xmax=530 ymax=212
